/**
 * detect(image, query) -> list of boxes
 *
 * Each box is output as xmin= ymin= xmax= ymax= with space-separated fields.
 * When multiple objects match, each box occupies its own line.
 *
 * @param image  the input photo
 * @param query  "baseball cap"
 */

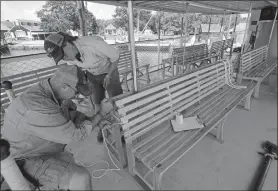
xmin=53 ymin=64 xmax=93 ymax=96
xmin=44 ymin=33 xmax=65 ymax=64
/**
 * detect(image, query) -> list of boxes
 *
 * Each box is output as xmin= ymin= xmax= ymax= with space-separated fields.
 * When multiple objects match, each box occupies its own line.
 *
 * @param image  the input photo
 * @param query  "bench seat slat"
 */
xmin=138 ymin=128 xmax=182 ymax=161
xmin=133 ymin=125 xmax=170 ymax=153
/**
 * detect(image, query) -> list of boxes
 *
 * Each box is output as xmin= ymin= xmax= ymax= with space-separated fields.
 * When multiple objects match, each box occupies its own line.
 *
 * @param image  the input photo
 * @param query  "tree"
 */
xmin=36 ymin=1 xmax=98 ymax=34
xmin=112 ymin=7 xmax=153 ymax=32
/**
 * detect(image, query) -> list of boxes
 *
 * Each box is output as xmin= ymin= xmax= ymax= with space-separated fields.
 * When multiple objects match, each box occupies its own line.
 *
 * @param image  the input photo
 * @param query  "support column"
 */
xmin=180 ymin=17 xmax=184 ymax=47
xmin=127 ymin=1 xmax=138 ymax=92
xmin=267 ymin=8 xmax=277 ymax=55
xmin=157 ymin=10 xmax=161 ymax=70
xmin=241 ymin=2 xmax=252 ymax=54
xmin=77 ymin=1 xmax=86 ymax=36
xmin=207 ymin=10 xmax=212 ymax=45
xmin=227 ymin=13 xmax=232 ymax=36
xmin=137 ymin=9 xmax=140 ymax=33
xmin=234 ymin=14 xmax=238 ymax=32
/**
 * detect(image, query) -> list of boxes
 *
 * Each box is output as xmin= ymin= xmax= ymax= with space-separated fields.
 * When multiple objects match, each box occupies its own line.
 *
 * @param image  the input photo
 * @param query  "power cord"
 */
xmin=75 ymin=112 xmax=128 ymax=179
xmin=223 ymin=59 xmax=247 ymax=89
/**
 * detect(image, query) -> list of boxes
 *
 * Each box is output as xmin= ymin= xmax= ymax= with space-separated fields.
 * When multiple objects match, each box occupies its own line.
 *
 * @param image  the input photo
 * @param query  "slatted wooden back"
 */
xmin=173 ymin=44 xmax=208 ymax=56
xmin=1 ymin=65 xmax=58 ymax=110
xmin=113 ymin=61 xmax=226 ymax=144
xmin=210 ymin=40 xmax=225 ymax=55
xmin=117 ymin=51 xmax=139 ymax=74
xmin=172 ymin=44 xmax=209 ymax=64
xmin=239 ymin=45 xmax=268 ymax=75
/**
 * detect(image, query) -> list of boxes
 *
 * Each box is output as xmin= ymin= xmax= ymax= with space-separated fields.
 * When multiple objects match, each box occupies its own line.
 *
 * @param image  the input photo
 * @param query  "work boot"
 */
xmin=97 ymin=130 xmax=103 ymax=143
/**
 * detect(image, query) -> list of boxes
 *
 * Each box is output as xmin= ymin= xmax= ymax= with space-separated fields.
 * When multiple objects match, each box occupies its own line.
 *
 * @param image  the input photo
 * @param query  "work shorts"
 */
xmin=86 ymin=68 xmax=123 ymax=104
xmin=20 ymin=154 xmax=80 ymax=190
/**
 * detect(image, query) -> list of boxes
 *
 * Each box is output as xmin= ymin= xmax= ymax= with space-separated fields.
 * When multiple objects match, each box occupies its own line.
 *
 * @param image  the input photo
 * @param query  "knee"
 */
xmin=69 ymin=166 xmax=91 ymax=190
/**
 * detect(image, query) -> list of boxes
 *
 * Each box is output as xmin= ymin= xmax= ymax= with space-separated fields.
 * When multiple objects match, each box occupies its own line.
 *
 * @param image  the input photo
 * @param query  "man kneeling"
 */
xmin=1 ymin=65 xmax=113 ymax=190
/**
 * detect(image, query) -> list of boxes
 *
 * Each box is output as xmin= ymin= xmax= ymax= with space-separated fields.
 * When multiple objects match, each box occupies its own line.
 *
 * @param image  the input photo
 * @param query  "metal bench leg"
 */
xmin=162 ymin=62 xmax=166 ymax=79
xmin=253 ymin=80 xmax=262 ymax=99
xmin=236 ymin=74 xmax=243 ymax=84
xmin=123 ymin=73 xmax=130 ymax=91
xmin=208 ymin=117 xmax=226 ymax=144
xmin=154 ymin=169 xmax=163 ymax=190
xmin=216 ymin=117 xmax=225 ymax=144
xmin=112 ymin=124 xmax=126 ymax=168
xmin=145 ymin=66 xmax=150 ymax=84
xmin=244 ymin=89 xmax=253 ymax=110
xmin=127 ymin=144 xmax=135 ymax=176
xmin=237 ymin=89 xmax=254 ymax=111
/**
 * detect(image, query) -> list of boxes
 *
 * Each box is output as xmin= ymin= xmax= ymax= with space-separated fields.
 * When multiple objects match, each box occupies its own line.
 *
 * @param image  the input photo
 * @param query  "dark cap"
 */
xmin=44 ymin=33 xmax=65 ymax=64
xmin=53 ymin=64 xmax=93 ymax=96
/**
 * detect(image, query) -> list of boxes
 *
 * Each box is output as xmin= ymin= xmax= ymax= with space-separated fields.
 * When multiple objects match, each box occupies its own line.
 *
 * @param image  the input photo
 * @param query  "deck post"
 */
xmin=207 ymin=9 xmax=212 ymax=45
xmin=220 ymin=11 xmax=225 ymax=33
xmin=181 ymin=3 xmax=189 ymax=74
xmin=241 ymin=2 xmax=252 ymax=54
xmin=267 ymin=7 xmax=277 ymax=55
xmin=77 ymin=1 xmax=86 ymax=36
xmin=180 ymin=17 xmax=184 ymax=47
xmin=227 ymin=13 xmax=232 ymax=37
xmin=234 ymin=14 xmax=238 ymax=32
xmin=127 ymin=0 xmax=138 ymax=92
xmin=157 ymin=10 xmax=161 ymax=70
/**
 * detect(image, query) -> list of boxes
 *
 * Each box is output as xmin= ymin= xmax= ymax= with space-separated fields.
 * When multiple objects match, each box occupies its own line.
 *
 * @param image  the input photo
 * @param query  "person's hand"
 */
xmin=100 ymin=99 xmax=114 ymax=116
xmin=98 ymin=119 xmax=111 ymax=129
xmin=103 ymin=75 xmax=111 ymax=89
xmin=74 ymin=112 xmax=87 ymax=125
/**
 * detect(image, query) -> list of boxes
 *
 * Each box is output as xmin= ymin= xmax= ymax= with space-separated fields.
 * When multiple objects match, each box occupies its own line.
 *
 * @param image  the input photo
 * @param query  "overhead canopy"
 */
xmin=92 ymin=1 xmax=276 ymax=14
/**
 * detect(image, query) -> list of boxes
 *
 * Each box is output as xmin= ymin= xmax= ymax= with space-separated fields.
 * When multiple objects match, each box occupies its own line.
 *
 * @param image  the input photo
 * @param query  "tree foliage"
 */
xmin=112 ymin=7 xmax=154 ymax=32
xmin=36 ymin=1 xmax=98 ymax=34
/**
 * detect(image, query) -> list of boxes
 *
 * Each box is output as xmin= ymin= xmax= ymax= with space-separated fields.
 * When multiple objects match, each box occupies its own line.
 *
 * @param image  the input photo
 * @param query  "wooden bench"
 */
xmin=118 ymin=51 xmax=150 ymax=91
xmin=110 ymin=61 xmax=256 ymax=189
xmin=222 ymin=38 xmax=234 ymax=59
xmin=237 ymin=45 xmax=277 ymax=98
xmin=210 ymin=40 xmax=225 ymax=60
xmin=162 ymin=44 xmax=219 ymax=77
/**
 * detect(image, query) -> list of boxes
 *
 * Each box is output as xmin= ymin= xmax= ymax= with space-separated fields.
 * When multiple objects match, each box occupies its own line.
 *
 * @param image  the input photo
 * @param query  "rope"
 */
xmin=223 ymin=59 xmax=247 ymax=89
xmin=75 ymin=112 xmax=128 ymax=179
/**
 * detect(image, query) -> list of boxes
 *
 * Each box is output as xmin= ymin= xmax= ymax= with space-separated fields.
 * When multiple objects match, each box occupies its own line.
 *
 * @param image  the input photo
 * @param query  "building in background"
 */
xmin=8 ymin=19 xmax=54 ymax=40
xmin=1 ymin=21 xmax=16 ymax=44
xmin=105 ymin=24 xmax=117 ymax=35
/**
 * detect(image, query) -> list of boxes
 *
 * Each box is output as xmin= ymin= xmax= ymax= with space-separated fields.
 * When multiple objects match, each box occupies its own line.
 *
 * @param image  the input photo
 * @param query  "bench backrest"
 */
xmin=117 ymin=51 xmax=139 ymax=74
xmin=172 ymin=44 xmax=209 ymax=64
xmin=239 ymin=45 xmax=268 ymax=74
xmin=113 ymin=61 xmax=226 ymax=144
xmin=173 ymin=44 xmax=208 ymax=56
xmin=1 ymin=65 xmax=58 ymax=110
xmin=210 ymin=40 xmax=225 ymax=55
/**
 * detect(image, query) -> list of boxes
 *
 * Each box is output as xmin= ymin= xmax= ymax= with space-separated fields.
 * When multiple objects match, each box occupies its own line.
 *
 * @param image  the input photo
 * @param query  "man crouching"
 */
xmin=1 ymin=64 xmax=113 ymax=190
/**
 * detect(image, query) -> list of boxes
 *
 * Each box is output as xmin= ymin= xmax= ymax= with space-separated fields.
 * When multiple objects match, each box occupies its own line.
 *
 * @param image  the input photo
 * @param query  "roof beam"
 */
xmin=265 ymin=1 xmax=277 ymax=7
xmin=181 ymin=1 xmax=245 ymax=13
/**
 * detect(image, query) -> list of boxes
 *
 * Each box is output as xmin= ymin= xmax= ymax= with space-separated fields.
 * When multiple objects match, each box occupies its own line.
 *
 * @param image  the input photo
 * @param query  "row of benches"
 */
xmin=103 ymin=45 xmax=276 ymax=190
xmin=161 ymin=39 xmax=234 ymax=77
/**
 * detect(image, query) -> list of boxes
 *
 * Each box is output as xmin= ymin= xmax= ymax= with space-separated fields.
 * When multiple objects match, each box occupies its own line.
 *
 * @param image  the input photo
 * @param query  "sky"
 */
xmin=0 ymin=1 xmax=116 ymax=22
